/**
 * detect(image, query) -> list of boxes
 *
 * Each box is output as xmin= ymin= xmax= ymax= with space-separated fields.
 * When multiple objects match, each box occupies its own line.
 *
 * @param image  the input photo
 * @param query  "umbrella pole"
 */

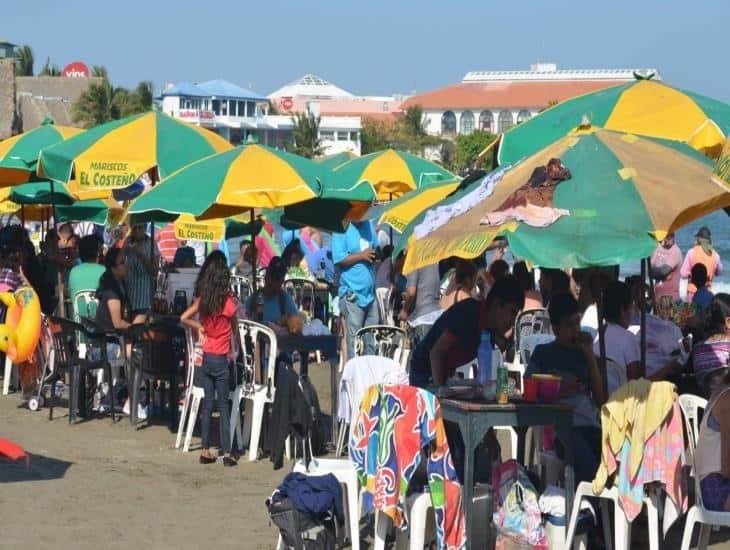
xmin=250 ymin=208 xmax=257 ymax=292
xmin=597 ymin=274 xmax=608 ymax=400
xmin=640 ymin=258 xmax=647 ymax=374
xmin=49 ymin=180 xmax=65 ymax=317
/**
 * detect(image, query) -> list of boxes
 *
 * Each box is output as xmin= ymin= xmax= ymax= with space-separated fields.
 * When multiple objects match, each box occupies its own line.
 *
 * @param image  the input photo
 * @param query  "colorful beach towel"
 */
xmin=349 ymin=384 xmax=465 ymax=550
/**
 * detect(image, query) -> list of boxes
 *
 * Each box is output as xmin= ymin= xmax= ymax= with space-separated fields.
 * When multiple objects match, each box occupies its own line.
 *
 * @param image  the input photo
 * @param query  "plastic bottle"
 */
xmin=476 ymin=331 xmax=493 ymax=386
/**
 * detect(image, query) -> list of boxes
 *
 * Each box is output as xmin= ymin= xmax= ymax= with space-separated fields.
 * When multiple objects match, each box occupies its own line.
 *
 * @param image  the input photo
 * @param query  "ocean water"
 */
xmin=622 ymin=209 xmax=730 ymax=295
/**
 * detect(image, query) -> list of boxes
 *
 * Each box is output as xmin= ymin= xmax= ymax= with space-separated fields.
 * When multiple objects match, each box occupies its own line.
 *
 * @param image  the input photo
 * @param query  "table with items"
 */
xmin=439 ymin=399 xmax=575 ymax=550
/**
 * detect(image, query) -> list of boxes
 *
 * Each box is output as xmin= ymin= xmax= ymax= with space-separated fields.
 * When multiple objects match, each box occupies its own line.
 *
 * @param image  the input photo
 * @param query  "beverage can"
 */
xmin=496 ymin=365 xmax=509 ymax=404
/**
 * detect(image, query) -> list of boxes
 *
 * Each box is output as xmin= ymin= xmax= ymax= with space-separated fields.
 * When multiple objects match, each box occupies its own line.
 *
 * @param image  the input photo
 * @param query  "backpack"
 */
xmin=299 ymin=376 xmax=328 ymax=458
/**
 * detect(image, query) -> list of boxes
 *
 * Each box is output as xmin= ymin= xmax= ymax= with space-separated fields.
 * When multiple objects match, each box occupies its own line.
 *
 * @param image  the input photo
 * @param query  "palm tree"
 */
xmin=395 ymin=105 xmax=441 ymax=154
xmin=290 ymin=112 xmax=323 ymax=158
xmin=72 ymin=66 xmax=152 ymax=128
xmin=39 ymin=57 xmax=60 ymax=76
xmin=14 ymin=45 xmax=34 ymax=76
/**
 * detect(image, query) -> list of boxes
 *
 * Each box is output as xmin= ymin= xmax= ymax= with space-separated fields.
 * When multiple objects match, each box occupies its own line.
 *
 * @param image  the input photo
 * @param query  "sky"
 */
xmin=5 ymin=0 xmax=730 ymax=101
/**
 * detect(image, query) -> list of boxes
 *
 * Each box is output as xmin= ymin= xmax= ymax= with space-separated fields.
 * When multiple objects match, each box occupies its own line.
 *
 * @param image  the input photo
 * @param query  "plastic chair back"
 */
xmin=355 ymin=325 xmax=407 ymax=361
xmin=375 ymin=287 xmax=394 ymax=326
xmin=679 ymin=393 xmax=707 ymax=463
xmin=230 ymin=275 xmax=253 ymax=303
xmin=284 ymin=277 xmax=317 ymax=318
xmin=519 ymin=333 xmax=555 ymax=365
xmin=127 ymin=322 xmax=185 ymax=378
xmin=514 ymin=309 xmax=552 ymax=353
xmin=237 ymin=319 xmax=278 ymax=399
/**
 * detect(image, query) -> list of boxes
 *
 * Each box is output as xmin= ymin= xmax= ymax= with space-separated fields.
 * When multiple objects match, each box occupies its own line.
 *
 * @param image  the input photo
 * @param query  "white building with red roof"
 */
xmin=403 ymin=63 xmax=659 ymax=137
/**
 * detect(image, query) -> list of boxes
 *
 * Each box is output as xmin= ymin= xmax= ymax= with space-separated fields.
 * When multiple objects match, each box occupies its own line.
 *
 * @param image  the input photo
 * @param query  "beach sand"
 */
xmin=2 ymin=362 xmax=729 ymax=549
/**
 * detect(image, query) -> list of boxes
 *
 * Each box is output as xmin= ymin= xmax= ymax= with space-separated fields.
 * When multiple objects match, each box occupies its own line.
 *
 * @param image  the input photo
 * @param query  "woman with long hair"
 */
xmin=440 ymin=258 xmax=477 ymax=311
xmin=181 ymin=251 xmax=238 ymax=466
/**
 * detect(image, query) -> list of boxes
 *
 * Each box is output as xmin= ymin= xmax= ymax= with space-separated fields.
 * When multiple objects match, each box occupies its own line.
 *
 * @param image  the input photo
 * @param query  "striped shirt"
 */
xmin=692 ymin=339 xmax=730 ymax=375
xmin=125 ymin=236 xmax=159 ymax=312
xmin=156 ymin=224 xmax=179 ymax=264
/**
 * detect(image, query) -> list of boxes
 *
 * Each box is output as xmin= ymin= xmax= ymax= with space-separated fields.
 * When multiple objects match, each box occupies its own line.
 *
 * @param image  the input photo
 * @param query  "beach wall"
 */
xmin=0 ymin=58 xmax=18 ymax=139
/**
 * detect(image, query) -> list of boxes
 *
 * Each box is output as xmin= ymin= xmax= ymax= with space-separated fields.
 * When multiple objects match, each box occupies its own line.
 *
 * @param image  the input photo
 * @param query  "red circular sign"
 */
xmin=62 ymin=61 xmax=91 ymax=78
xmin=281 ymin=97 xmax=294 ymax=111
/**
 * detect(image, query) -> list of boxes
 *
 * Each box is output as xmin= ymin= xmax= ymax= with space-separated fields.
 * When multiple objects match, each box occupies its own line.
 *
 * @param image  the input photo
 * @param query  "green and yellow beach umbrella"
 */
xmin=499 ymin=79 xmax=730 ymax=165
xmin=0 ymin=119 xmax=82 ymax=185
xmin=0 ymin=183 xmax=124 ymax=225
xmin=715 ymin=138 xmax=730 ymax=187
xmin=400 ymin=128 xmax=730 ymax=273
xmin=129 ymin=144 xmax=373 ymax=232
xmin=333 ymin=148 xmax=455 ymax=201
xmin=379 ymin=178 xmax=462 ymax=233
xmin=172 ymin=214 xmax=260 ymax=243
xmin=37 ymin=111 xmax=232 ymax=199
xmin=315 ymin=151 xmax=357 ymax=170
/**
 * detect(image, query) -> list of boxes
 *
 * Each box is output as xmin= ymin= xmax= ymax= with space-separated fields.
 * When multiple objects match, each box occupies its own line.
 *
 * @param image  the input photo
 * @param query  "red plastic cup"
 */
xmin=523 ymin=377 xmax=538 ymax=402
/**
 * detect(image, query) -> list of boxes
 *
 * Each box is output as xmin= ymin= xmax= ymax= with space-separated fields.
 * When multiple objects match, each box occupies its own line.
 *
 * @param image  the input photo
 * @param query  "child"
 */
xmin=692 ymin=263 xmax=714 ymax=313
xmin=181 ymin=251 xmax=238 ymax=467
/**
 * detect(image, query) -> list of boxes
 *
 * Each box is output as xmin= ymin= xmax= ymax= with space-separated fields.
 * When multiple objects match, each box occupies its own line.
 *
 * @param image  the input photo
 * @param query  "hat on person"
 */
xmin=696 ymin=226 xmax=712 ymax=241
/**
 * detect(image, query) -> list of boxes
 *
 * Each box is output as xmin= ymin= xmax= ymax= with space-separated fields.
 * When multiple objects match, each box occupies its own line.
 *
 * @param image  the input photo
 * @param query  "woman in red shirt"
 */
xmin=181 ymin=251 xmax=238 ymax=467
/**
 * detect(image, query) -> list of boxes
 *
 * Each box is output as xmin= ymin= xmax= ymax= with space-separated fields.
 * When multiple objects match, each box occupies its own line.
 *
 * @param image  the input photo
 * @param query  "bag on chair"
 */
xmin=267 ymin=491 xmax=340 ymax=550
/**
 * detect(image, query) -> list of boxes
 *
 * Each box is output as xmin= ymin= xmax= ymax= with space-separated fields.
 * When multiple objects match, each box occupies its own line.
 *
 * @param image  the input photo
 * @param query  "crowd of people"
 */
xmin=1 ymin=216 xmax=728 ymax=511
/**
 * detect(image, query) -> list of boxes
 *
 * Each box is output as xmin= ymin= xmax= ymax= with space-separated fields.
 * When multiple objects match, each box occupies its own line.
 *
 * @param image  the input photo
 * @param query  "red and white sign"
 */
xmin=178 ymin=110 xmax=216 ymax=121
xmin=281 ymin=97 xmax=294 ymax=111
xmin=62 ymin=61 xmax=91 ymax=79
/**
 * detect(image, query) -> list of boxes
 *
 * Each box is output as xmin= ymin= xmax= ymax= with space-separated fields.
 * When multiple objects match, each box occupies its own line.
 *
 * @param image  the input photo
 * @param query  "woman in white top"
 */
xmin=694 ymin=368 xmax=730 ymax=511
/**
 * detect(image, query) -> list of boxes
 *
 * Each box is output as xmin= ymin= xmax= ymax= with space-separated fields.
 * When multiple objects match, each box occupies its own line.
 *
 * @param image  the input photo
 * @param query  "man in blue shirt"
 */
xmin=332 ymin=221 xmax=379 ymax=359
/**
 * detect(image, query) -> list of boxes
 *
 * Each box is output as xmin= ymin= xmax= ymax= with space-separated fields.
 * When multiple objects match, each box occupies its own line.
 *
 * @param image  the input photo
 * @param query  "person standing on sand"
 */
xmin=651 ymin=233 xmax=682 ymax=302
xmin=681 ymin=226 xmax=722 ymax=303
xmin=181 ymin=251 xmax=238 ymax=467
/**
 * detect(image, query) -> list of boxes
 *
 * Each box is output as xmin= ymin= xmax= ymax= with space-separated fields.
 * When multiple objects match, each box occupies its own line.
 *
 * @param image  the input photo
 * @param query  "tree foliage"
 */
xmin=72 ymin=67 xmax=153 ymax=128
xmin=453 ymin=130 xmax=497 ymax=172
xmin=14 ymin=45 xmax=34 ymax=76
xmin=360 ymin=105 xmax=442 ymax=156
xmin=289 ymin=112 xmax=323 ymax=158
xmin=39 ymin=57 xmax=60 ymax=76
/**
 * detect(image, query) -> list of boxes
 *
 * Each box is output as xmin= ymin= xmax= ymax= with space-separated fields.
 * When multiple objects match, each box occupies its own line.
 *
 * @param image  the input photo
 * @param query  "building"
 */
xmin=403 ymin=63 xmax=660 ymax=138
xmin=161 ymin=76 xmax=364 ymax=155
xmin=0 ymin=39 xmax=17 ymax=60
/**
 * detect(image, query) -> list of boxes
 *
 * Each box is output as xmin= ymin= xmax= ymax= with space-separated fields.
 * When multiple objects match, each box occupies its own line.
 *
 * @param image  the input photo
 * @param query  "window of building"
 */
xmin=479 ymin=111 xmax=493 ymax=132
xmin=498 ymin=111 xmax=514 ymax=133
xmin=247 ymin=101 xmax=256 ymax=117
xmin=229 ymin=100 xmax=238 ymax=117
xmin=350 ymin=131 xmax=359 ymax=141
xmin=221 ymin=101 xmax=228 ymax=116
xmin=460 ymin=111 xmax=475 ymax=135
xmin=336 ymin=131 xmax=349 ymax=141
xmin=441 ymin=111 xmax=457 ymax=135
xmin=517 ymin=110 xmax=532 ymax=124
xmin=237 ymin=101 xmax=246 ymax=117
xmin=320 ymin=130 xmax=335 ymax=140
xmin=212 ymin=99 xmax=220 ymax=115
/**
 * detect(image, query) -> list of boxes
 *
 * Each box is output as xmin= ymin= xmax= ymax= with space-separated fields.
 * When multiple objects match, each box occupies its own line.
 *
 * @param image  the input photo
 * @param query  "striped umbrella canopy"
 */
xmin=129 ymin=144 xmax=373 ymax=232
xmin=0 ymin=119 xmax=82 ymax=185
xmin=715 ymin=138 xmax=730 ymax=186
xmin=315 ymin=151 xmax=357 ymax=170
xmin=400 ymin=128 xmax=730 ymax=273
xmin=37 ymin=111 xmax=232 ymax=199
xmin=172 ymin=214 xmax=261 ymax=243
xmin=379 ymin=178 xmax=463 ymax=233
xmin=333 ymin=148 xmax=455 ymax=201
xmin=0 ymin=186 xmax=124 ymax=225
xmin=499 ymin=79 xmax=730 ymax=165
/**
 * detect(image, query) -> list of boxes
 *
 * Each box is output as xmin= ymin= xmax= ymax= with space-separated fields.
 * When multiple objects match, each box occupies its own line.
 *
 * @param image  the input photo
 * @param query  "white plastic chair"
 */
xmin=2 ymin=355 xmax=16 ymax=395
xmin=72 ymin=290 xmax=100 ymax=360
xmin=678 ymin=393 xmax=707 ymax=472
xmin=277 ymin=455 xmax=362 ymax=550
xmin=284 ymin=277 xmax=317 ymax=319
xmin=565 ymin=482 xmax=660 ymax=550
xmin=680 ymin=462 xmax=730 ymax=550
xmin=335 ymin=355 xmax=405 ymax=457
xmin=519 ymin=333 xmax=555 ymax=366
xmin=374 ymin=492 xmax=433 ymax=550
xmin=230 ymin=274 xmax=253 ymax=303
xmin=229 ymin=319 xmax=278 ymax=462
xmin=355 ymin=325 xmax=408 ymax=368
xmin=514 ymin=308 xmax=552 ymax=356
xmin=175 ymin=327 xmax=205 ymax=452
xmin=375 ymin=287 xmax=394 ymax=326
